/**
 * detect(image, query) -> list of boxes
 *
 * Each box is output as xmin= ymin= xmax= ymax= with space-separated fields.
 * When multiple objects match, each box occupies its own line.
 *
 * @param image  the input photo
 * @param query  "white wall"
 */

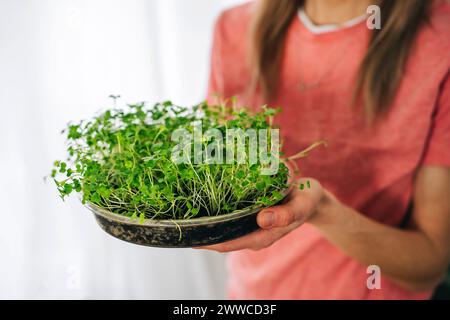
xmin=0 ymin=0 xmax=246 ymax=299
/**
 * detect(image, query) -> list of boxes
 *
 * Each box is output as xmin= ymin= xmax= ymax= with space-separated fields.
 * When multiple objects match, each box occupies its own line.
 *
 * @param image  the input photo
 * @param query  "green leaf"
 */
xmin=256 ymin=182 xmax=265 ymax=192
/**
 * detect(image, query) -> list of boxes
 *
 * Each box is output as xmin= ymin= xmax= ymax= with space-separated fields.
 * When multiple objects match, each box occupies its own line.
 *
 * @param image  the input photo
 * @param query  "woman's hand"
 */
xmin=195 ymin=178 xmax=329 ymax=252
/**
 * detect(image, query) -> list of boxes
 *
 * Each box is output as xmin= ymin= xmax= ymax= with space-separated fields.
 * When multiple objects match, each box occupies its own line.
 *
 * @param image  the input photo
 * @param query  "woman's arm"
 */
xmin=309 ymin=166 xmax=450 ymax=291
xmin=198 ymin=166 xmax=450 ymax=292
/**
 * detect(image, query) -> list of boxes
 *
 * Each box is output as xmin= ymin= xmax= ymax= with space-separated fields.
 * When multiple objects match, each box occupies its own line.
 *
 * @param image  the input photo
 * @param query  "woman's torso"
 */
xmin=207 ymin=2 xmax=450 ymax=299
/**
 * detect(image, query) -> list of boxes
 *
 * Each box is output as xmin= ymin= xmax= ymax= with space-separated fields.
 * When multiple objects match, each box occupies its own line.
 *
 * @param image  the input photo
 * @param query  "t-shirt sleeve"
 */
xmin=206 ymin=13 xmax=225 ymax=104
xmin=423 ymin=72 xmax=450 ymax=167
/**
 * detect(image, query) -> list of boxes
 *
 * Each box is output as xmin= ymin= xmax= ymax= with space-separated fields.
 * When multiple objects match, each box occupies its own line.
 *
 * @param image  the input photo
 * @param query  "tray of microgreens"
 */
xmin=51 ymin=98 xmax=323 ymax=247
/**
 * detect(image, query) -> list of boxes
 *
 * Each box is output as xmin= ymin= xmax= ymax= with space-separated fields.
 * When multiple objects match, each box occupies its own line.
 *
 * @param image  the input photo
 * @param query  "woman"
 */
xmin=200 ymin=0 xmax=450 ymax=299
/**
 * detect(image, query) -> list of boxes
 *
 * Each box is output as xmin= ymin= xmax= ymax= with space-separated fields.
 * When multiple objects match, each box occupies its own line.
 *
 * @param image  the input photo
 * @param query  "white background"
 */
xmin=0 ymin=0 xmax=246 ymax=299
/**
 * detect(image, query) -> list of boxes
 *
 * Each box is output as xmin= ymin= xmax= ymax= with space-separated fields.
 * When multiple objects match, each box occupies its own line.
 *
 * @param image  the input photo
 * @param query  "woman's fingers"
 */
xmin=257 ymin=178 xmax=323 ymax=230
xmin=257 ymin=205 xmax=296 ymax=229
xmin=194 ymin=178 xmax=324 ymax=252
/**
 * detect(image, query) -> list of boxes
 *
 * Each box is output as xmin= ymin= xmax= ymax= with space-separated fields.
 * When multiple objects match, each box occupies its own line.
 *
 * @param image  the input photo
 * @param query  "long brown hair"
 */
xmin=250 ymin=0 xmax=432 ymax=120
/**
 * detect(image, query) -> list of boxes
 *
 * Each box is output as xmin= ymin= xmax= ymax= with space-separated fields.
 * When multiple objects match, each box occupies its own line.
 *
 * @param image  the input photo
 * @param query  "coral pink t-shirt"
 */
xmin=207 ymin=2 xmax=450 ymax=299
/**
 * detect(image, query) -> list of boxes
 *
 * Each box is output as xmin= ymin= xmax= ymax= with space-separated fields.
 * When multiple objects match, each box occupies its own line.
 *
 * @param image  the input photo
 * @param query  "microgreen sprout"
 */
xmin=51 ymin=99 xmax=296 ymax=220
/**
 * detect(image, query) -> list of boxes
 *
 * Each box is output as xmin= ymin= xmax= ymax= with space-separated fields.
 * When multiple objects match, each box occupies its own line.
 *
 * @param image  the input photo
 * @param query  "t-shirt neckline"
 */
xmin=298 ymin=8 xmax=367 ymax=35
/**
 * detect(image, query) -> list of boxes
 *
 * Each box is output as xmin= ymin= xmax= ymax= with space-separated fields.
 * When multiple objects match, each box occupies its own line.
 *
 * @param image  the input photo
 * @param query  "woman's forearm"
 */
xmin=309 ymin=192 xmax=448 ymax=291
